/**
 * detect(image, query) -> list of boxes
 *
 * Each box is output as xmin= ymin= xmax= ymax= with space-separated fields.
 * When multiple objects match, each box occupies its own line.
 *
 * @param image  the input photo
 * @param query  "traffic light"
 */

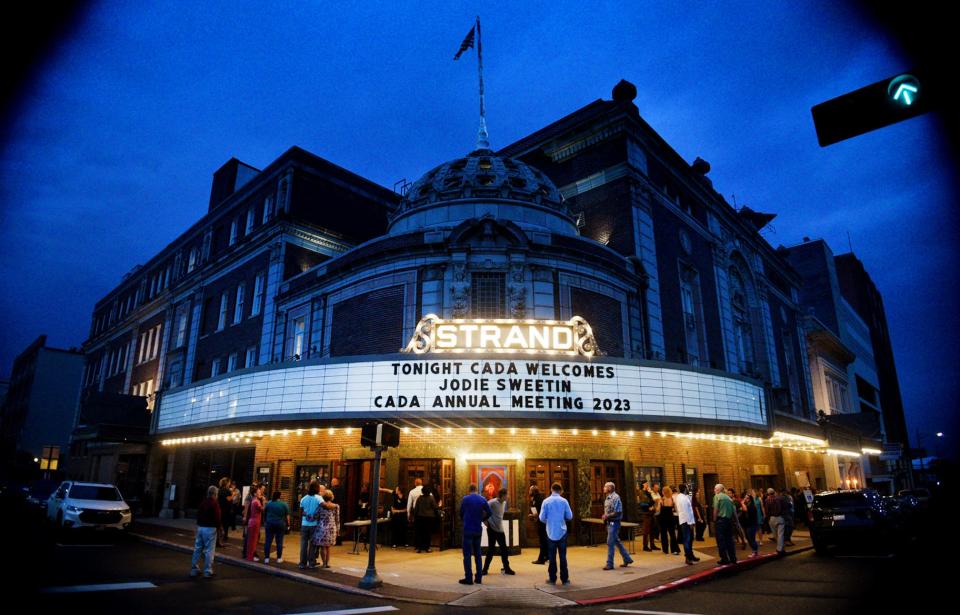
xmin=811 ymin=70 xmax=935 ymax=147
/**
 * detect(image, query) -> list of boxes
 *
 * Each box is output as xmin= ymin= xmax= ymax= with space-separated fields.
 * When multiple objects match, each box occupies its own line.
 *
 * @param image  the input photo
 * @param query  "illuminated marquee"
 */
xmin=403 ymin=314 xmax=599 ymax=357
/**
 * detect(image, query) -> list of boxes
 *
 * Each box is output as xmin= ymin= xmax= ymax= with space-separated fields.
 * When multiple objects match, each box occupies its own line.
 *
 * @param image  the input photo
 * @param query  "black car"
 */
xmin=809 ymin=489 xmax=911 ymax=555
xmin=25 ymin=479 xmax=60 ymax=515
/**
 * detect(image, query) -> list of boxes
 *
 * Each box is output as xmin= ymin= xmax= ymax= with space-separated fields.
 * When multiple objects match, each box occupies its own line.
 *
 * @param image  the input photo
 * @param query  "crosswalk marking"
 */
xmin=42 ymin=582 xmax=157 ymax=593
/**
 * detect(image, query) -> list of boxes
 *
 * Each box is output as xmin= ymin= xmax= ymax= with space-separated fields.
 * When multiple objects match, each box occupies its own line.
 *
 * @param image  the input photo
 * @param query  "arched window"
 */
xmin=729 ymin=268 xmax=755 ymax=375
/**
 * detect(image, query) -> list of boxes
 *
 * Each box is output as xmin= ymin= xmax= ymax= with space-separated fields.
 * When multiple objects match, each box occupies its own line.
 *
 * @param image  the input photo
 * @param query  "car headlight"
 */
xmin=66 ymin=505 xmax=84 ymax=514
xmin=121 ymin=508 xmax=131 ymax=514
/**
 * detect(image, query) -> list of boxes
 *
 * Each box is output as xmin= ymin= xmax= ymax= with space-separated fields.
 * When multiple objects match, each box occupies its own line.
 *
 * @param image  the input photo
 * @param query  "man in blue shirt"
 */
xmin=459 ymin=484 xmax=492 ymax=585
xmin=539 ymin=482 xmax=574 ymax=585
xmin=602 ymin=481 xmax=634 ymax=570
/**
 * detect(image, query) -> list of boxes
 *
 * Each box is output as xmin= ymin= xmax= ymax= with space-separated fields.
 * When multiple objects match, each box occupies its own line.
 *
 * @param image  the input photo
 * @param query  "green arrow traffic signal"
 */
xmin=812 ymin=70 xmax=935 ymax=147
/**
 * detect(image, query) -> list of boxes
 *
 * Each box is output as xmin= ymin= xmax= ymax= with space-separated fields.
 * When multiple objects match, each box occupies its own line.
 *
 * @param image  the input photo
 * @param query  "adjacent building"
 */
xmin=0 ymin=336 xmax=84 ymax=480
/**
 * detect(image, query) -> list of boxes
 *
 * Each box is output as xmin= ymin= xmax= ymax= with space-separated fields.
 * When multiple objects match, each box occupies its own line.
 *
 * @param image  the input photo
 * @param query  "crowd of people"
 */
xmin=189 ymin=474 xmax=807 ymax=583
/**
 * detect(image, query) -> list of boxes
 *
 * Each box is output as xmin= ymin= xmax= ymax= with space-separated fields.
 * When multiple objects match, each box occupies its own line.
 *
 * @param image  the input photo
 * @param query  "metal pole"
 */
xmin=359 ymin=445 xmax=383 ymax=589
xmin=475 ymin=15 xmax=489 ymax=150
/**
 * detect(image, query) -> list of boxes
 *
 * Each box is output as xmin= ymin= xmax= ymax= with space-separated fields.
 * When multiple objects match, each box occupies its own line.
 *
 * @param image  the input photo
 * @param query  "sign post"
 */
xmin=358 ymin=422 xmax=400 ymax=590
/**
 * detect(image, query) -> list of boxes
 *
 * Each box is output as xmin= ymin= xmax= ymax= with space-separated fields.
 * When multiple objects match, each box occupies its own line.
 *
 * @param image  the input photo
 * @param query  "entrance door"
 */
xmin=525 ymin=459 xmax=576 ymax=542
xmin=750 ymin=475 xmax=778 ymax=492
xmin=400 ymin=458 xmax=455 ymax=549
xmin=589 ymin=461 xmax=624 ymax=519
xmin=336 ymin=459 xmax=387 ymax=524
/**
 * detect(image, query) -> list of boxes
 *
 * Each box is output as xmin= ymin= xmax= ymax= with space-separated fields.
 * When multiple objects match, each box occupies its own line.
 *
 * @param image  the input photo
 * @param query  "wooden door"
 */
xmin=400 ymin=458 xmax=455 ymax=550
xmin=589 ymin=461 xmax=624 ymax=519
xmin=525 ymin=459 xmax=576 ymax=541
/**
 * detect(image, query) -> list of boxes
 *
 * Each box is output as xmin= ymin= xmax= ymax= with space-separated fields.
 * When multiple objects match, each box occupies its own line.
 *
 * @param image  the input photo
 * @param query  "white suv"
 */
xmin=47 ymin=481 xmax=133 ymax=531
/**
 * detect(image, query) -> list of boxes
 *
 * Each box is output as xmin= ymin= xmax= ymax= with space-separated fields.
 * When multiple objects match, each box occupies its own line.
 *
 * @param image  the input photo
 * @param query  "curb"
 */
xmin=129 ymin=532 xmax=446 ymax=605
xmin=575 ymin=546 xmax=813 ymax=606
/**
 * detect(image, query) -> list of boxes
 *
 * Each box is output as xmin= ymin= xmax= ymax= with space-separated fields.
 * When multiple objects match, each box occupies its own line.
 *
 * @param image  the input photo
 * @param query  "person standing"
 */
xmin=407 ymin=477 xmax=424 ymax=536
xmin=741 ymin=489 xmax=760 ymax=557
xmin=650 ymin=482 xmax=663 ymax=550
xmin=637 ymin=481 xmax=656 ymax=551
xmin=245 ymin=484 xmax=265 ymax=561
xmin=299 ymin=480 xmax=322 ymax=569
xmin=539 ymin=482 xmax=573 ymax=585
xmin=783 ymin=489 xmax=796 ymax=546
xmin=692 ymin=490 xmax=706 ymax=541
xmin=728 ymin=488 xmax=747 ymax=549
xmin=459 ymin=484 xmax=492 ymax=585
xmin=263 ymin=490 xmax=290 ymax=564
xmin=413 ymin=484 xmax=439 ymax=553
xmin=674 ymin=484 xmax=699 ymax=565
xmin=314 ymin=490 xmax=341 ymax=568
xmin=217 ymin=477 xmax=233 ymax=547
xmin=658 ymin=486 xmax=679 ymax=555
xmin=712 ymin=483 xmax=737 ymax=565
xmin=529 ymin=484 xmax=549 ymax=564
xmin=482 ymin=487 xmax=515 ymax=575
xmin=330 ymin=476 xmax=345 ymax=545
xmin=601 ymin=482 xmax=634 ymax=570
xmin=190 ymin=485 xmax=221 ymax=578
xmin=389 ymin=485 xmax=408 ymax=548
xmin=764 ymin=487 xmax=785 ymax=555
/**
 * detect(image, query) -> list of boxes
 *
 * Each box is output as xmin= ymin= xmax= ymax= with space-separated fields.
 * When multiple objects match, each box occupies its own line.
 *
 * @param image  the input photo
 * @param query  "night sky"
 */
xmin=1 ymin=2 xmax=956 ymax=453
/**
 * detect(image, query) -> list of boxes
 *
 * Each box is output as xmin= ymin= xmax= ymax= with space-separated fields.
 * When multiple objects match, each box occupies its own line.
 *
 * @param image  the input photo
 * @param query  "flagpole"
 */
xmin=475 ymin=15 xmax=489 ymax=150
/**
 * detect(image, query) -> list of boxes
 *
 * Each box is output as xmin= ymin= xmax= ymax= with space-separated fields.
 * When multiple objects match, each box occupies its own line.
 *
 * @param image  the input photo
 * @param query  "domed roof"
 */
xmin=396 ymin=148 xmax=566 ymax=216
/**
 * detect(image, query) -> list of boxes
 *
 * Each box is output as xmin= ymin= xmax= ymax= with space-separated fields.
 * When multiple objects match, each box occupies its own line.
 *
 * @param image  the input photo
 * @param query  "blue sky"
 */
xmin=1 ymin=1 xmax=955 ymax=448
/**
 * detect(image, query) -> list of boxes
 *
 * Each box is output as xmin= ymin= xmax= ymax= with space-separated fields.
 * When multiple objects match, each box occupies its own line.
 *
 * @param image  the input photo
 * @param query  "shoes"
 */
xmin=785 ymin=541 xmax=795 ymax=546
xmin=502 ymin=568 xmax=516 ymax=575
xmin=776 ymin=550 xmax=785 ymax=557
xmin=189 ymin=569 xmax=199 ymax=578
xmin=277 ymin=558 xmax=283 ymax=564
xmin=203 ymin=571 xmax=215 ymax=578
xmin=691 ymin=556 xmax=700 ymax=562
xmin=298 ymin=564 xmax=306 ymax=570
xmin=545 ymin=578 xmax=557 ymax=585
xmin=562 ymin=580 xmax=571 ymax=585
xmin=642 ymin=546 xmax=652 ymax=552
xmin=532 ymin=559 xmax=546 ymax=565
xmin=603 ymin=565 xmax=614 ymax=570
xmin=263 ymin=558 xmax=270 ymax=564
xmin=323 ymin=564 xmax=331 ymax=569
xmin=685 ymin=559 xmax=695 ymax=565
xmin=620 ymin=560 xmax=633 ymax=567
xmin=425 ymin=549 xmax=432 ymax=553
xmin=748 ymin=552 xmax=759 ymax=558
xmin=416 ymin=550 xmax=422 ymax=553
xmin=717 ymin=559 xmax=731 ymax=566
xmin=252 ymin=557 xmax=259 ymax=562
xmin=672 ymin=551 xmax=681 ymax=555
xmin=458 ymin=578 xmax=474 ymax=585
xmin=474 ymin=575 xmax=482 ymax=584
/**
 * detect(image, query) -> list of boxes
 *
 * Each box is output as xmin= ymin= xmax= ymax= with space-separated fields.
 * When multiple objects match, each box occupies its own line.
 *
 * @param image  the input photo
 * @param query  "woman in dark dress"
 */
xmin=389 ymin=486 xmax=407 ymax=547
xmin=413 ymin=485 xmax=439 ymax=553
xmin=659 ymin=486 xmax=680 ymax=554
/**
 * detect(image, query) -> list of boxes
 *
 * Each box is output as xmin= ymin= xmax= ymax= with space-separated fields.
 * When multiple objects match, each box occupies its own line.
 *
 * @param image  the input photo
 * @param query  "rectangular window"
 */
xmin=217 ymin=291 xmax=229 ymax=330
xmin=176 ymin=307 xmax=188 ymax=348
xmin=163 ymin=265 xmax=171 ymax=289
xmin=293 ymin=317 xmax=305 ymax=358
xmin=229 ymin=219 xmax=238 ymax=246
xmin=188 ymin=248 xmax=197 ymax=273
xmin=137 ymin=332 xmax=147 ymax=364
xmin=262 ymin=195 xmax=273 ymax=224
xmin=245 ymin=208 xmax=255 ymax=234
xmin=245 ymin=346 xmax=257 ymax=368
xmin=825 ymin=372 xmax=850 ymax=414
xmin=152 ymin=324 xmax=162 ymax=359
xmin=470 ymin=272 xmax=505 ymax=318
xmin=227 ymin=352 xmax=238 ymax=372
xmin=211 ymin=358 xmax=221 ymax=377
xmin=251 ymin=273 xmax=265 ymax=317
xmin=234 ymin=282 xmax=245 ymax=324
xmin=119 ymin=344 xmax=126 ymax=373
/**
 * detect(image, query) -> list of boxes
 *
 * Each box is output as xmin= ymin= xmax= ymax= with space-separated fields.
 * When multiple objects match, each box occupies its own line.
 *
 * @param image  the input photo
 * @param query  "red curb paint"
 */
xmin=575 ymin=548 xmax=810 ymax=606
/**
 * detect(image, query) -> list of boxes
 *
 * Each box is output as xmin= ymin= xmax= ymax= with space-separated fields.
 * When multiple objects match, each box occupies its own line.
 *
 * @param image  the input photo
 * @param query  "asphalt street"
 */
xmin=28 ymin=521 xmax=946 ymax=615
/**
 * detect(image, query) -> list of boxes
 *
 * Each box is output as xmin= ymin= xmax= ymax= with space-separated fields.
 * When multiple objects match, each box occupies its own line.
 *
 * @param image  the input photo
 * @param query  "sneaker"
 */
xmin=458 ymin=578 xmax=474 ymax=585
xmin=252 ymin=557 xmax=259 ymax=562
xmin=603 ymin=565 xmax=614 ymax=570
xmin=263 ymin=557 xmax=270 ymax=564
xmin=620 ymin=560 xmax=633 ymax=567
xmin=298 ymin=564 xmax=306 ymax=570
xmin=277 ymin=558 xmax=283 ymax=564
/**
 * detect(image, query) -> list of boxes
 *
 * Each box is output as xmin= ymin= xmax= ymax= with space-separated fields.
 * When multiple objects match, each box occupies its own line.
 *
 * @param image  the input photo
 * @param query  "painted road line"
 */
xmin=285 ymin=607 xmax=399 ymax=615
xmin=42 ymin=582 xmax=157 ymax=593
xmin=607 ymin=608 xmax=706 ymax=614
xmin=55 ymin=543 xmax=114 ymax=547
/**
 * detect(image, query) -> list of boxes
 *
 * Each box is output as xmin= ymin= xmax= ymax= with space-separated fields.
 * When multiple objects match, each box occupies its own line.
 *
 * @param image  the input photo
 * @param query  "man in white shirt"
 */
xmin=674 ymin=484 xmax=700 ymax=565
xmin=406 ymin=478 xmax=423 ymax=523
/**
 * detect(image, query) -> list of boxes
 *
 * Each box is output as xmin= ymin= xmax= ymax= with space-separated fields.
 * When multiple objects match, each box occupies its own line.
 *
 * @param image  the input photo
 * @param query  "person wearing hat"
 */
xmin=763 ymin=487 xmax=786 ymax=555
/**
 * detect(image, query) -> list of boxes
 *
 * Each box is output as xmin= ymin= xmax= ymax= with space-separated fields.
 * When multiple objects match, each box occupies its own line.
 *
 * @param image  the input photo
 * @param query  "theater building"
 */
xmin=77 ymin=80 xmax=885 ymax=547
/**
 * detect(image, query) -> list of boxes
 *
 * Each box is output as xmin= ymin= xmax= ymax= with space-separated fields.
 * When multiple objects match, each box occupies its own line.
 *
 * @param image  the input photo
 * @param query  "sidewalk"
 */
xmin=132 ymin=519 xmax=811 ymax=607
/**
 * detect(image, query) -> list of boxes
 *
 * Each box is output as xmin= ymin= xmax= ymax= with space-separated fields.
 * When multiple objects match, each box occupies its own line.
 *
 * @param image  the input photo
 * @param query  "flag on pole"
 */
xmin=454 ymin=25 xmax=476 ymax=60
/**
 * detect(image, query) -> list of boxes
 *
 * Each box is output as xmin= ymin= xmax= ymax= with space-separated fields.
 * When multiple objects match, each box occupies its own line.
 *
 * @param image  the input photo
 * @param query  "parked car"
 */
xmin=897 ymin=488 xmax=931 ymax=510
xmin=809 ymin=489 xmax=911 ymax=555
xmin=46 ymin=481 xmax=133 ymax=531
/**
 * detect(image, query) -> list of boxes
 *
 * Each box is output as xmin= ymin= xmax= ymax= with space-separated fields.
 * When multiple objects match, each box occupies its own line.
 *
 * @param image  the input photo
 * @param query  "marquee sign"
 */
xmin=157 ymin=357 xmax=767 ymax=431
xmin=403 ymin=314 xmax=599 ymax=357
